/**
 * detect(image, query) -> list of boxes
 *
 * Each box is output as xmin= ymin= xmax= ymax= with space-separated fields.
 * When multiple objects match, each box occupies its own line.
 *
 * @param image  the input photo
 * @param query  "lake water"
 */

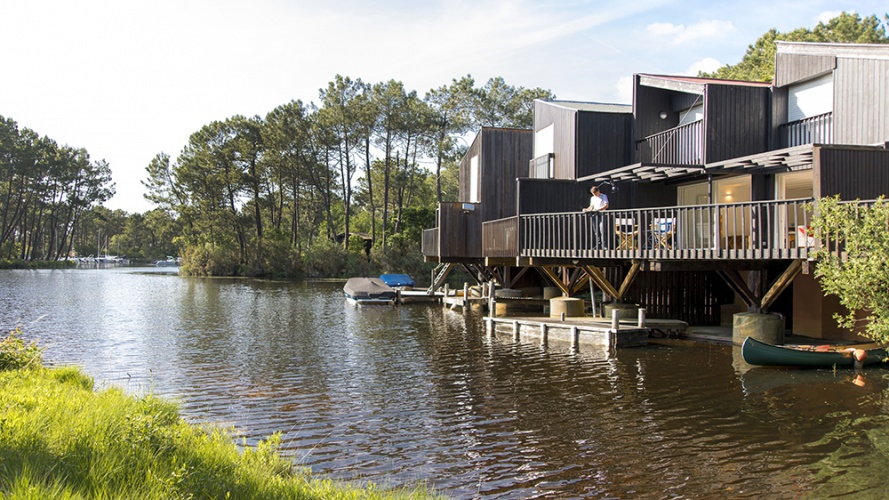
xmin=2 ymin=267 xmax=889 ymax=498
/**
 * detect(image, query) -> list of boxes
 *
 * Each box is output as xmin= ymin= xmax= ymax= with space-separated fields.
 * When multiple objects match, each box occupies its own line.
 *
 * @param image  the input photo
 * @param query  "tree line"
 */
xmin=142 ymin=75 xmax=553 ymax=277
xmin=0 ymin=116 xmax=114 ymax=262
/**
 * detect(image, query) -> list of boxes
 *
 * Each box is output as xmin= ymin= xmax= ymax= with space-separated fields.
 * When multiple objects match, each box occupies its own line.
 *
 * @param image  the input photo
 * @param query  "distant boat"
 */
xmin=741 ymin=337 xmax=889 ymax=368
xmin=155 ymin=257 xmax=180 ymax=267
xmin=379 ymin=273 xmax=414 ymax=290
xmin=343 ymin=277 xmax=397 ymax=306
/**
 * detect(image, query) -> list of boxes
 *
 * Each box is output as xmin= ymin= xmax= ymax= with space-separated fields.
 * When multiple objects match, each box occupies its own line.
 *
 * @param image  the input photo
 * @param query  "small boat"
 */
xmin=379 ymin=273 xmax=414 ymax=290
xmin=155 ymin=256 xmax=180 ymax=267
xmin=343 ymin=277 xmax=397 ymax=306
xmin=741 ymin=336 xmax=889 ymax=368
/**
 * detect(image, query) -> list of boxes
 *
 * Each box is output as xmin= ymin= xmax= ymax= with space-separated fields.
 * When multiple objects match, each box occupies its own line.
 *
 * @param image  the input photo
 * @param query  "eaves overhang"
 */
xmin=704 ymin=144 xmax=814 ymax=174
xmin=580 ymin=163 xmax=706 ymax=184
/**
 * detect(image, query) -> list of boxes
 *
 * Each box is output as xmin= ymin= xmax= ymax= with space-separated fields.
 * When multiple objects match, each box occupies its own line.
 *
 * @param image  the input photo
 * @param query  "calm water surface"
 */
xmin=3 ymin=267 xmax=889 ymax=498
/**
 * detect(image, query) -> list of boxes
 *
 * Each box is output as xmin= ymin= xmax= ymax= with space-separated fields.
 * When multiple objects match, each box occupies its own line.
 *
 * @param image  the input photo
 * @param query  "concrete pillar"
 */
xmin=603 ymin=303 xmax=639 ymax=321
xmin=732 ymin=312 xmax=785 ymax=346
xmin=495 ymin=288 xmax=522 ymax=316
xmin=549 ymin=297 xmax=584 ymax=318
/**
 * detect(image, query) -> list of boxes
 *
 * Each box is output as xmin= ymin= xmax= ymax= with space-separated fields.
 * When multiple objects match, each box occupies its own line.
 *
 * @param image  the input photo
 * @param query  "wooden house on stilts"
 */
xmin=422 ymin=41 xmax=889 ymax=341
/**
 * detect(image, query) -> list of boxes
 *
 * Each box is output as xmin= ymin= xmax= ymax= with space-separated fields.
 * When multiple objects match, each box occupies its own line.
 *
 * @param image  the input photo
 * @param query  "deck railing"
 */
xmin=529 ymin=153 xmax=554 ymax=178
xmin=482 ymin=198 xmax=815 ymax=260
xmin=422 ymin=228 xmax=439 ymax=256
xmin=780 ymin=112 xmax=832 ymax=148
xmin=640 ymin=120 xmax=704 ymax=165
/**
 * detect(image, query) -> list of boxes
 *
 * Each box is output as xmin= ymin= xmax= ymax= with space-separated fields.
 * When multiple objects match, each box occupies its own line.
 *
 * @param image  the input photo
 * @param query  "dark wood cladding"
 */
xmin=624 ymin=270 xmax=729 ymax=325
xmin=633 ymin=76 xmax=679 ymax=143
xmin=459 ymin=128 xmax=533 ymax=222
xmin=534 ymin=101 xmax=632 ymax=180
xmin=436 ymin=202 xmax=482 ymax=258
xmin=704 ymin=85 xmax=770 ymax=163
xmin=517 ymin=179 xmax=585 ymax=214
xmin=775 ymin=53 xmax=836 ymax=87
xmin=816 ymin=146 xmax=889 ymax=199
xmin=576 ymin=112 xmax=634 ymax=178
xmin=834 ymin=56 xmax=889 ymax=145
xmin=534 ymin=101 xmax=576 ymax=179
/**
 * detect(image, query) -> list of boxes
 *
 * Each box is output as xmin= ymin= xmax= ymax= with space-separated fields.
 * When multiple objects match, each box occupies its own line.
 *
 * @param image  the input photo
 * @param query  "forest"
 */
xmin=0 ymin=76 xmax=553 ymax=278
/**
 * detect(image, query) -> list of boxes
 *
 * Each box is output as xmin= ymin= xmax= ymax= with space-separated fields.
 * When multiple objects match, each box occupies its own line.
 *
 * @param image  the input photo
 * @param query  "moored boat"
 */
xmin=343 ymin=277 xmax=397 ymax=306
xmin=741 ymin=336 xmax=889 ymax=368
xmin=379 ymin=273 xmax=414 ymax=290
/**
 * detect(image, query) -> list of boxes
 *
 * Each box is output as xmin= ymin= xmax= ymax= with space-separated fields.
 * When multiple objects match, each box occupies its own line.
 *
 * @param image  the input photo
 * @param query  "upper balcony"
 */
xmin=779 ymin=112 xmax=832 ymax=148
xmin=638 ymin=120 xmax=703 ymax=166
xmin=481 ymin=198 xmax=815 ymax=262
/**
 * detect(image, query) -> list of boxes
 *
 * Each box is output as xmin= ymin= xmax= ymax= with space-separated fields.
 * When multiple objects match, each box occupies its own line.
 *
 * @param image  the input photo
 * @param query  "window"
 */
xmin=788 ymin=74 xmax=833 ymax=122
xmin=469 ymin=155 xmax=480 ymax=203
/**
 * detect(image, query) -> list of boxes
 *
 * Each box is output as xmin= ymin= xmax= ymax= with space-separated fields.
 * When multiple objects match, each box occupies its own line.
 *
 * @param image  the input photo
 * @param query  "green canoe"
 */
xmin=741 ymin=337 xmax=889 ymax=368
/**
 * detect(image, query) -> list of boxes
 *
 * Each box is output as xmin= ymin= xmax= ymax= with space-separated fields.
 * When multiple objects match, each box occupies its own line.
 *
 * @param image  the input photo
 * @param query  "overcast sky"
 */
xmin=2 ymin=0 xmax=885 ymax=213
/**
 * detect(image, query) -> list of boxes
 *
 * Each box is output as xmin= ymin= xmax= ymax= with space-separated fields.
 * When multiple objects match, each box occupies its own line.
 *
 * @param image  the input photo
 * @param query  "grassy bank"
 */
xmin=0 ymin=331 xmax=437 ymax=499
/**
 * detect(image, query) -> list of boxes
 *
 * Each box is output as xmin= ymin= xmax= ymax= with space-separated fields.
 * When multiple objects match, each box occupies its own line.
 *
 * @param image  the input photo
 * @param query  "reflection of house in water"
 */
xmin=422 ymin=41 xmax=889 ymax=341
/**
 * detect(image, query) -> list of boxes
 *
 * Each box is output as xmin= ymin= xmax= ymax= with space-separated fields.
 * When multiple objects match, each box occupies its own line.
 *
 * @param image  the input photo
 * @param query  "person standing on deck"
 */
xmin=582 ymin=185 xmax=610 ymax=249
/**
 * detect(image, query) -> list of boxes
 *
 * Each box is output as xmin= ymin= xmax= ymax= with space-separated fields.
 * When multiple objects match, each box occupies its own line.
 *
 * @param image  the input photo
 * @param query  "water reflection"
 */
xmin=2 ymin=268 xmax=889 ymax=497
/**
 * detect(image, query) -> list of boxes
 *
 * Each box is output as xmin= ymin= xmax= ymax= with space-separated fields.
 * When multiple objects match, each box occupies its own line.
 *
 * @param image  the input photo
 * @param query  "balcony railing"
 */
xmin=482 ymin=198 xmax=815 ymax=261
xmin=422 ymin=228 xmax=439 ymax=256
xmin=640 ymin=120 xmax=703 ymax=165
xmin=529 ymin=153 xmax=554 ymax=178
xmin=780 ymin=112 xmax=832 ymax=148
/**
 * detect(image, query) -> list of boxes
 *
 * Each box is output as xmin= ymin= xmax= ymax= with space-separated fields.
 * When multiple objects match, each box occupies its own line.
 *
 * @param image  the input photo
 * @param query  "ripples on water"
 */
xmin=3 ymin=268 xmax=889 ymax=498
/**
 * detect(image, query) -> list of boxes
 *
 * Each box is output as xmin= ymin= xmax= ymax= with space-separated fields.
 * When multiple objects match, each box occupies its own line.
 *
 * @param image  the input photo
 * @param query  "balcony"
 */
xmin=639 ymin=120 xmax=703 ymax=165
xmin=482 ymin=199 xmax=815 ymax=262
xmin=780 ymin=112 xmax=832 ymax=148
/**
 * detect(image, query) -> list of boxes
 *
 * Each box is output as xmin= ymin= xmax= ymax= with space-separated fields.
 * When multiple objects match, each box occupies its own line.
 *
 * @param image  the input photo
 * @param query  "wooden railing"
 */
xmin=780 ymin=112 xmax=832 ymax=147
xmin=529 ymin=153 xmax=554 ymax=178
xmin=422 ymin=228 xmax=438 ymax=256
xmin=482 ymin=198 xmax=815 ymax=260
xmin=640 ymin=120 xmax=703 ymax=165
xmin=483 ymin=217 xmax=519 ymax=258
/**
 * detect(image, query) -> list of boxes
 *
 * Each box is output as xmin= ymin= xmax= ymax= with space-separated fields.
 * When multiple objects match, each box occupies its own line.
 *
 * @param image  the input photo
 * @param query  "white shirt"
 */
xmin=589 ymin=193 xmax=609 ymax=211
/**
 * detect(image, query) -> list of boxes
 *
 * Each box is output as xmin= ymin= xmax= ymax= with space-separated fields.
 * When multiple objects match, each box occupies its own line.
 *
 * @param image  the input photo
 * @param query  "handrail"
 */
xmin=640 ymin=120 xmax=704 ymax=165
xmin=780 ymin=112 xmax=832 ymax=148
xmin=482 ymin=198 xmax=816 ymax=260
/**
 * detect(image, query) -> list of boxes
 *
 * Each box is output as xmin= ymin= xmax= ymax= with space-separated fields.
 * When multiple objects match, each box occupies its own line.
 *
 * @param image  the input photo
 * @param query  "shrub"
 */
xmin=0 ymin=329 xmax=42 ymax=371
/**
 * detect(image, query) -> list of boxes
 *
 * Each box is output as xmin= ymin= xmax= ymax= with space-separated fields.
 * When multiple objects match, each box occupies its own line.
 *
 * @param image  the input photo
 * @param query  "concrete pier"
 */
xmin=732 ymin=312 xmax=785 ymax=346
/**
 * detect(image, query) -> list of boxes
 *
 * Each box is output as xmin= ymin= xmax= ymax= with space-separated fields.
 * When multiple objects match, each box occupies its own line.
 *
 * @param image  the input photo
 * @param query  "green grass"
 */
xmin=0 ymin=332 xmax=439 ymax=499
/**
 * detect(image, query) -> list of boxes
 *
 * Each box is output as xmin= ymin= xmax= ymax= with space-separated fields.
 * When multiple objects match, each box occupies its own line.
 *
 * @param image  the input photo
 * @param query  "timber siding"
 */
xmin=816 ymin=146 xmax=889 ymax=199
xmin=775 ymin=53 xmax=836 ymax=87
xmin=533 ymin=101 xmax=633 ymax=180
xmin=458 ymin=128 xmax=533 ymax=222
xmin=704 ymin=85 xmax=770 ymax=163
xmin=834 ymin=56 xmax=889 ymax=145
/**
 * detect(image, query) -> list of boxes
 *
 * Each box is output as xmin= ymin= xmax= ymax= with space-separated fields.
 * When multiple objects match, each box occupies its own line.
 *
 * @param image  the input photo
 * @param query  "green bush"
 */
xmin=180 ymin=241 xmax=241 ymax=276
xmin=0 ymin=329 xmax=42 ymax=371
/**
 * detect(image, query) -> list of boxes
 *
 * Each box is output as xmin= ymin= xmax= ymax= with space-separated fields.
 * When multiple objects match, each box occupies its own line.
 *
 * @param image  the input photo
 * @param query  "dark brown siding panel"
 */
xmin=634 ymin=81 xmax=676 ymax=141
xmin=816 ymin=147 xmax=889 ymax=199
xmin=834 ymin=56 xmax=889 ymax=145
xmin=704 ymin=85 xmax=770 ymax=163
xmin=535 ymin=103 xmax=577 ymax=180
xmin=576 ymin=112 xmax=634 ymax=179
xmin=517 ymin=179 xmax=585 ymax=214
xmin=775 ymin=53 xmax=836 ymax=87
xmin=479 ymin=128 xmax=533 ymax=222
xmin=458 ymin=133 xmax=483 ymax=203
xmin=438 ymin=203 xmax=482 ymax=258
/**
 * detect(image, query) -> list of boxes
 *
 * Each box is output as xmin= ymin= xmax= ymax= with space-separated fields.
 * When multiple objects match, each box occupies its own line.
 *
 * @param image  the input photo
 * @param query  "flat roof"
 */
xmin=538 ymin=100 xmax=632 ymax=113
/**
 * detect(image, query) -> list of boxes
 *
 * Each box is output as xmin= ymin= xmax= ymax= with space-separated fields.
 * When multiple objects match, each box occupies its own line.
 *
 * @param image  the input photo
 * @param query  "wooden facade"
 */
xmin=423 ymin=42 xmax=889 ymax=333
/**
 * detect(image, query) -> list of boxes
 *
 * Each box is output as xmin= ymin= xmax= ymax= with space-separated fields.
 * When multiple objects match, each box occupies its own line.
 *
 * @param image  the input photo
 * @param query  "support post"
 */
xmin=638 ymin=307 xmax=646 ymax=328
xmin=611 ymin=308 xmax=620 ymax=332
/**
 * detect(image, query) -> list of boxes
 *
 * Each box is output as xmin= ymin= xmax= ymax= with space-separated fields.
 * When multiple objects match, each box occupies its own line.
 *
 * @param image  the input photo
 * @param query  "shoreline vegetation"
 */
xmin=0 ymin=330 xmax=438 ymax=499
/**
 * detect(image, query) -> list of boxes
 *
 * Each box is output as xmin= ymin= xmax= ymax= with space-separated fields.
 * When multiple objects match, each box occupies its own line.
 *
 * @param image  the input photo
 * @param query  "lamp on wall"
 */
xmin=659 ymin=111 xmax=668 ymax=120
xmin=597 ymin=180 xmax=619 ymax=193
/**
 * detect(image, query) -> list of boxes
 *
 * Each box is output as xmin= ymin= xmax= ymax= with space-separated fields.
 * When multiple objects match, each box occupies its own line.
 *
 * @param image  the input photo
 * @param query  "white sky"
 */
xmin=2 ymin=0 xmax=885 ymax=213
